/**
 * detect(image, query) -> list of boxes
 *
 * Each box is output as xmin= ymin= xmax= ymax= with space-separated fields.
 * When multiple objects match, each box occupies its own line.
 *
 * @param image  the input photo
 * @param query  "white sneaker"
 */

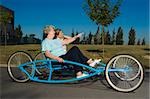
xmin=89 ymin=59 xmax=101 ymax=67
xmin=77 ymin=73 xmax=88 ymax=78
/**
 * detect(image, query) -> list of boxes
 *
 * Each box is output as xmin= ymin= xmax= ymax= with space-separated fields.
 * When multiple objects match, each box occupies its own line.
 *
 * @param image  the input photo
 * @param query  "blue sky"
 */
xmin=1 ymin=0 xmax=149 ymax=44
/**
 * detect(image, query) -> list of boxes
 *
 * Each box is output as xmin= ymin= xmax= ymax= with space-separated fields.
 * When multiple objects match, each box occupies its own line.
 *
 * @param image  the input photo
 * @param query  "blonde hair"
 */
xmin=43 ymin=25 xmax=55 ymax=34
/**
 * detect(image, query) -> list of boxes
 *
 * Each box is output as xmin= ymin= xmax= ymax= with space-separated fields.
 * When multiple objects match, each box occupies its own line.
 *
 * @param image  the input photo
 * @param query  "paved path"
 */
xmin=0 ymin=67 xmax=149 ymax=99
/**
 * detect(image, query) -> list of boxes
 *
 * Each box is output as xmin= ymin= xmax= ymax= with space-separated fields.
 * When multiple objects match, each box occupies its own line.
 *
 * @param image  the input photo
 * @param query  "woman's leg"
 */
xmin=60 ymin=46 xmax=89 ymax=74
xmin=65 ymin=46 xmax=89 ymax=64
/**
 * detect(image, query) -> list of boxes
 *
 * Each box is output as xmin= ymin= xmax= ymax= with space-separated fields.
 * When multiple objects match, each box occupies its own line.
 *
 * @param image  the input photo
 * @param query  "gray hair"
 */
xmin=43 ymin=25 xmax=55 ymax=34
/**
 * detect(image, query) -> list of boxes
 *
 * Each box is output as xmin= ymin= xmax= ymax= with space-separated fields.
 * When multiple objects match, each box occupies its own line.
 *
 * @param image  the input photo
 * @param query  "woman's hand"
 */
xmin=76 ymin=33 xmax=84 ymax=38
xmin=56 ymin=57 xmax=64 ymax=63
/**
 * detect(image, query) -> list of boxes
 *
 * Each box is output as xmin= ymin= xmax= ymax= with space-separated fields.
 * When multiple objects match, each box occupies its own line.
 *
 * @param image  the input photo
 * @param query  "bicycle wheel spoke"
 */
xmin=105 ymin=55 xmax=144 ymax=92
xmin=8 ymin=51 xmax=32 ymax=82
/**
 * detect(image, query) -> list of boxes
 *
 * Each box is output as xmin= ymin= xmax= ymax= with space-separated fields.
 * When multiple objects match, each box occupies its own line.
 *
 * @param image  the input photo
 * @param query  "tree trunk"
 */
xmin=95 ymin=24 xmax=100 ymax=44
xmin=102 ymin=25 xmax=105 ymax=58
xmin=4 ymin=25 xmax=7 ymax=46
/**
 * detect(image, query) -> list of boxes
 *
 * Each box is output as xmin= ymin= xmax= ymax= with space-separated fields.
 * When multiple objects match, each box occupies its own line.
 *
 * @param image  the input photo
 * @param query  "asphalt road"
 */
xmin=0 ymin=67 xmax=149 ymax=99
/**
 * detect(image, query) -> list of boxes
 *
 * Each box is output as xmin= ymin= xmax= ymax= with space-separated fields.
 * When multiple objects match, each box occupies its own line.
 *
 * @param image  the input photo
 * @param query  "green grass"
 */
xmin=0 ymin=44 xmax=149 ymax=69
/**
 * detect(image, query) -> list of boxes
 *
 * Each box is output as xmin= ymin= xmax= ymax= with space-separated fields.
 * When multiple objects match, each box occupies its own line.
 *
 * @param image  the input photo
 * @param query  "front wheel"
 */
xmin=7 ymin=51 xmax=33 ymax=82
xmin=105 ymin=54 xmax=144 ymax=92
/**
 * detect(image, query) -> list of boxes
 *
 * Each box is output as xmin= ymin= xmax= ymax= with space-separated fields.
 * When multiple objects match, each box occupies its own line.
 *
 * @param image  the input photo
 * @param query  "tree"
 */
xmin=71 ymin=29 xmax=75 ymax=37
xmin=94 ymin=26 xmax=101 ymax=44
xmin=14 ymin=24 xmax=23 ymax=44
xmin=105 ymin=30 xmax=111 ymax=44
xmin=141 ymin=38 xmax=146 ymax=45
xmin=71 ymin=29 xmax=75 ymax=44
xmin=111 ymin=29 xmax=116 ymax=45
xmin=116 ymin=26 xmax=123 ymax=45
xmin=81 ymin=33 xmax=87 ymax=44
xmin=83 ymin=0 xmax=122 ymax=56
xmin=22 ymin=34 xmax=29 ymax=44
xmin=0 ymin=11 xmax=13 ymax=45
xmin=73 ymin=32 xmax=80 ymax=44
xmin=75 ymin=32 xmax=80 ymax=44
xmin=128 ymin=27 xmax=136 ymax=45
xmin=137 ymin=39 xmax=140 ymax=45
xmin=88 ymin=32 xmax=93 ymax=44
xmin=71 ymin=32 xmax=75 ymax=37
xmin=28 ymin=34 xmax=36 ymax=44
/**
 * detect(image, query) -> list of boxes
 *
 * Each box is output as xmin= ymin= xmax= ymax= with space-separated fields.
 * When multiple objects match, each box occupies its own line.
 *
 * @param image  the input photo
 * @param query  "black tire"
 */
xmin=105 ymin=54 xmax=144 ymax=92
xmin=7 ymin=51 xmax=33 ymax=82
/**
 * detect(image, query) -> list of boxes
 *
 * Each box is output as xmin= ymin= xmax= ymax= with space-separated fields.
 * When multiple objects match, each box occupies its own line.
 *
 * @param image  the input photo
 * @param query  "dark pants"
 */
xmin=60 ymin=46 xmax=89 ymax=73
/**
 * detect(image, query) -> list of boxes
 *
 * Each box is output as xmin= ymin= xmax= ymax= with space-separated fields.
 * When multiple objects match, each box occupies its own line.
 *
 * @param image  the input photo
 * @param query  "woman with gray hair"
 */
xmin=41 ymin=25 xmax=101 ymax=78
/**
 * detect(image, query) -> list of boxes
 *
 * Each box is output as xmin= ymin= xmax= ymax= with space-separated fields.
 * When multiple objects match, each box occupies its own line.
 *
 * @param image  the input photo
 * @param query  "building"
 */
xmin=0 ymin=5 xmax=14 ymax=45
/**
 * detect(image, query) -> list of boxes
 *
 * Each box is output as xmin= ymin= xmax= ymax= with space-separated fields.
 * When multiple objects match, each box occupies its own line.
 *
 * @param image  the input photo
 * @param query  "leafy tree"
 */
xmin=137 ymin=39 xmax=140 ymax=45
xmin=94 ymin=26 xmax=101 ymax=44
xmin=29 ymin=34 xmax=35 ymax=38
xmin=22 ymin=34 xmax=41 ymax=44
xmin=82 ymin=33 xmax=87 ymax=44
xmin=22 ymin=34 xmax=29 ymax=44
xmin=116 ymin=26 xmax=123 ymax=45
xmin=111 ymin=29 xmax=116 ymax=45
xmin=71 ymin=30 xmax=75 ymax=37
xmin=83 ymin=0 xmax=122 ymax=56
xmin=105 ymin=30 xmax=111 ymax=44
xmin=94 ymin=32 xmax=102 ymax=44
xmin=94 ymin=35 xmax=98 ymax=44
xmin=74 ymin=32 xmax=80 ymax=44
xmin=141 ymin=38 xmax=146 ymax=45
xmin=14 ymin=24 xmax=23 ymax=44
xmin=0 ymin=10 xmax=13 ymax=45
xmin=71 ymin=32 xmax=75 ymax=37
xmin=83 ymin=0 xmax=122 ymax=41
xmin=128 ymin=27 xmax=136 ymax=45
xmin=28 ymin=34 xmax=36 ymax=44
xmin=71 ymin=29 xmax=75 ymax=44
xmin=88 ymin=32 xmax=93 ymax=44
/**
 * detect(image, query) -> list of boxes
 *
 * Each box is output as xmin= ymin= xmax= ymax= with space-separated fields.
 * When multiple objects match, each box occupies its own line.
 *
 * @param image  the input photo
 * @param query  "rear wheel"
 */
xmin=7 ymin=51 xmax=33 ymax=82
xmin=105 ymin=54 xmax=144 ymax=92
xmin=34 ymin=52 xmax=46 ymax=60
xmin=34 ymin=52 xmax=47 ymax=75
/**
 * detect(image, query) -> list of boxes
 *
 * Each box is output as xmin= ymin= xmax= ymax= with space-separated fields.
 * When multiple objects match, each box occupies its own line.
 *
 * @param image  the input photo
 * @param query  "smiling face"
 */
xmin=55 ymin=29 xmax=64 ymax=39
xmin=57 ymin=31 xmax=64 ymax=39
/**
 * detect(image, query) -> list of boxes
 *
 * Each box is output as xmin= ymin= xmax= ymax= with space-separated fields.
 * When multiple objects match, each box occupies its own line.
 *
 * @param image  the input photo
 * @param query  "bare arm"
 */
xmin=62 ymin=36 xmax=78 ymax=45
xmin=64 ymin=35 xmax=72 ymax=39
xmin=45 ymin=50 xmax=64 ymax=62
xmin=62 ymin=33 xmax=82 ymax=45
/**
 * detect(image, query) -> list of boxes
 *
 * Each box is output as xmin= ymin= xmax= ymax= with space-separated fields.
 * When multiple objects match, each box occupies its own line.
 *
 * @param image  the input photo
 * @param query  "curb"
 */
xmin=145 ymin=69 xmax=150 ymax=73
xmin=0 ymin=64 xmax=7 ymax=67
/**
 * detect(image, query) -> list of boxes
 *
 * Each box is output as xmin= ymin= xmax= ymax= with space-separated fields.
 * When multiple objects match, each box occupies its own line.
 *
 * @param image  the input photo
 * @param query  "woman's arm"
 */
xmin=45 ymin=50 xmax=64 ymax=62
xmin=62 ymin=33 xmax=82 ymax=45
xmin=62 ymin=36 xmax=78 ymax=45
xmin=64 ymin=35 xmax=72 ymax=39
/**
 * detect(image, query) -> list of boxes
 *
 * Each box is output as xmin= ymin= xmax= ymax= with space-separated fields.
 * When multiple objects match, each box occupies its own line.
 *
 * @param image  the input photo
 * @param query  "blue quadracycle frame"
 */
xmin=18 ymin=59 xmax=132 ymax=83
xmin=7 ymin=51 xmax=144 ymax=92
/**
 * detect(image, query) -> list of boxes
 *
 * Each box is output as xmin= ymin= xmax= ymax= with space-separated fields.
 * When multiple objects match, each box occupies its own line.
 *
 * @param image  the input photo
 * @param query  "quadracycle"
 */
xmin=7 ymin=51 xmax=144 ymax=93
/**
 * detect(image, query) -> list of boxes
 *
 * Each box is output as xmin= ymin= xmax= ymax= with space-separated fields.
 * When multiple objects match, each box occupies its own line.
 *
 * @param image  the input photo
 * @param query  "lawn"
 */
xmin=0 ymin=44 xmax=149 ymax=69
